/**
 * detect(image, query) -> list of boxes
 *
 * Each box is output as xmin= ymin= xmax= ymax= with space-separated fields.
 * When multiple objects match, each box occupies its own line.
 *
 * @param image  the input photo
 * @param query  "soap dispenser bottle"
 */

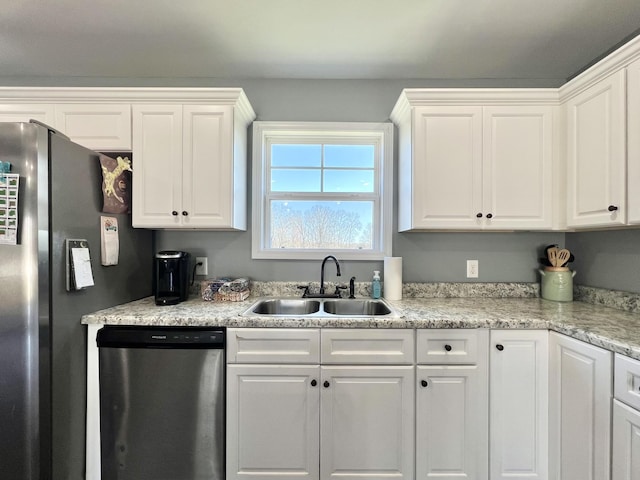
xmin=371 ymin=271 xmax=382 ymax=299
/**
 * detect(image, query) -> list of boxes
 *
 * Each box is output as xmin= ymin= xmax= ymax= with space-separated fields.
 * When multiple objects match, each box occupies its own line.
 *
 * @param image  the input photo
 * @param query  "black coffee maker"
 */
xmin=154 ymin=251 xmax=191 ymax=306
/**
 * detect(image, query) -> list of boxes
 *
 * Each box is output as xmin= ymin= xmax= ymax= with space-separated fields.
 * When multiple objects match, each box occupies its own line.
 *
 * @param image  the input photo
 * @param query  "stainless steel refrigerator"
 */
xmin=0 ymin=122 xmax=153 ymax=480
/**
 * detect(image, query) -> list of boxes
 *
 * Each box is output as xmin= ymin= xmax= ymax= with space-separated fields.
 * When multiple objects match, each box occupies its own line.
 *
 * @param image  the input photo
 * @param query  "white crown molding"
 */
xmin=392 ymin=88 xmax=560 ymax=107
xmin=390 ymin=88 xmax=560 ymax=125
xmin=559 ymin=33 xmax=640 ymax=102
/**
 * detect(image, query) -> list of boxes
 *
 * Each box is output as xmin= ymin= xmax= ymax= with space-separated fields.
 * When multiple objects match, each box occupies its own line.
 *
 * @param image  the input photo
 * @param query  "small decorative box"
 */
xmin=201 ymin=277 xmax=250 ymax=301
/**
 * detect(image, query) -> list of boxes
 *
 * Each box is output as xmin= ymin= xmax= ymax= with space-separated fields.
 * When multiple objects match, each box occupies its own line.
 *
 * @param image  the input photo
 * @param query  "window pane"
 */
xmin=324 ymin=145 xmax=374 ymax=168
xmin=271 ymin=144 xmax=321 ymax=167
xmin=271 ymin=169 xmax=320 ymax=192
xmin=324 ymin=169 xmax=374 ymax=193
xmin=270 ymin=200 xmax=373 ymax=250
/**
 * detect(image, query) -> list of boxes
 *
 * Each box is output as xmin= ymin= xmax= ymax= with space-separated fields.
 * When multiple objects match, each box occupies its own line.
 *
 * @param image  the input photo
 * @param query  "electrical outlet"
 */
xmin=466 ymin=260 xmax=478 ymax=278
xmin=195 ymin=257 xmax=208 ymax=276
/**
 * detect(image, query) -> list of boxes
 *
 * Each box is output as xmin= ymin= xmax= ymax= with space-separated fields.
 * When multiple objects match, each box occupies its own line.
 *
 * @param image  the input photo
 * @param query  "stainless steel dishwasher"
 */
xmin=97 ymin=326 xmax=225 ymax=480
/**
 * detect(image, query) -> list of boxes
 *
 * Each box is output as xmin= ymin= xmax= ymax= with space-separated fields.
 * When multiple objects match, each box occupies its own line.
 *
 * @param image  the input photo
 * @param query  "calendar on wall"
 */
xmin=0 ymin=173 xmax=19 ymax=245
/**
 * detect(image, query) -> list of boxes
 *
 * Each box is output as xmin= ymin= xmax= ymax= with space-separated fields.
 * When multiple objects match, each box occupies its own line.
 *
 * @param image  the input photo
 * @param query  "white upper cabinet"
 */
xmin=54 ymin=104 xmax=132 ymax=150
xmin=132 ymin=91 xmax=255 ymax=230
xmin=627 ymin=57 xmax=640 ymax=225
xmin=390 ymin=91 xmax=557 ymax=231
xmin=483 ymin=106 xmax=554 ymax=230
xmin=0 ymin=104 xmax=55 ymax=124
xmin=565 ymin=70 xmax=626 ymax=228
xmin=408 ymin=106 xmax=483 ymax=230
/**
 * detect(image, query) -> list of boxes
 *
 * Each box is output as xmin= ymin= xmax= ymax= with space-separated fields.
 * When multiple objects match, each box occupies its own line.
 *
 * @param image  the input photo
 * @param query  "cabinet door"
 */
xmin=182 ymin=105 xmax=238 ymax=228
xmin=566 ymin=70 xmax=626 ymax=227
xmin=54 ymin=104 xmax=131 ymax=150
xmin=483 ymin=106 xmax=554 ymax=229
xmin=320 ymin=366 xmax=414 ymax=480
xmin=490 ymin=330 xmax=548 ymax=480
xmin=549 ymin=332 xmax=612 ymax=480
xmin=0 ymin=104 xmax=55 ymax=124
xmin=628 ymin=57 xmax=640 ymax=224
xmin=612 ymin=399 xmax=640 ymax=480
xmin=227 ymin=364 xmax=320 ymax=480
xmin=409 ymin=106 xmax=483 ymax=229
xmin=132 ymin=105 xmax=183 ymax=228
xmin=416 ymin=365 xmax=488 ymax=480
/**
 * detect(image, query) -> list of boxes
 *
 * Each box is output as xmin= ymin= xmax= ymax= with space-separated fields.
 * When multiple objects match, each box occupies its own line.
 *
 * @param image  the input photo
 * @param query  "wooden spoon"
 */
xmin=557 ymin=249 xmax=570 ymax=267
xmin=547 ymin=247 xmax=559 ymax=267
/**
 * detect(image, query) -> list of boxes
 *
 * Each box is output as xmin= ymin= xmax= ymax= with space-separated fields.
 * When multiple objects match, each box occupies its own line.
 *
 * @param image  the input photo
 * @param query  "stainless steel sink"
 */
xmin=248 ymin=298 xmax=321 ymax=315
xmin=323 ymin=299 xmax=392 ymax=316
xmin=242 ymin=298 xmax=399 ymax=318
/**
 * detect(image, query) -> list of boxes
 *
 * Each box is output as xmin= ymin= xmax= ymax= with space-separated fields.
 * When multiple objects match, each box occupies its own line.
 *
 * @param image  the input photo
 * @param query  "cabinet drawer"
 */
xmin=615 ymin=354 xmax=640 ymax=411
xmin=227 ymin=328 xmax=320 ymax=364
xmin=321 ymin=329 xmax=414 ymax=364
xmin=417 ymin=329 xmax=487 ymax=364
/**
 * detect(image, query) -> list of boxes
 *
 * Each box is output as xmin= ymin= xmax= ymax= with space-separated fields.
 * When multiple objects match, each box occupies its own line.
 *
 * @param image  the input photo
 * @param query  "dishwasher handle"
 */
xmin=97 ymin=326 xmax=225 ymax=349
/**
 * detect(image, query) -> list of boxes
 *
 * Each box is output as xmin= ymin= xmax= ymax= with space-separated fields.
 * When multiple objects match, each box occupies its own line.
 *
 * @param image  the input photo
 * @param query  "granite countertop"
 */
xmin=82 ymin=294 xmax=640 ymax=361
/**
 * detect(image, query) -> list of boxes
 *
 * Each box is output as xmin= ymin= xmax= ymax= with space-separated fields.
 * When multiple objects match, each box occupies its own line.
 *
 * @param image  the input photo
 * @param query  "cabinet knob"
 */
xmin=496 ymin=344 xmax=504 ymax=351
xmin=420 ymin=380 xmax=428 ymax=388
xmin=486 ymin=213 xmax=493 ymax=219
xmin=182 ymin=211 xmax=188 ymax=216
xmin=476 ymin=213 xmax=483 ymax=218
xmin=172 ymin=211 xmax=178 ymax=216
xmin=310 ymin=379 xmax=317 ymax=387
xmin=444 ymin=344 xmax=452 ymax=352
xmin=608 ymin=205 xmax=618 ymax=212
xmin=323 ymin=380 xmax=330 ymax=388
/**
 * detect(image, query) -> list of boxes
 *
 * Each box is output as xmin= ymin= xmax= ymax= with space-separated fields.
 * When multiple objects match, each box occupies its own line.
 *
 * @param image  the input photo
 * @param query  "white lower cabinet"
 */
xmin=226 ymin=364 xmax=320 ymax=480
xmin=612 ymin=399 xmax=640 ymax=480
xmin=490 ymin=330 xmax=549 ymax=480
xmin=226 ymin=328 xmax=414 ymax=480
xmin=416 ymin=329 xmax=489 ymax=480
xmin=320 ymin=366 xmax=415 ymax=480
xmin=549 ymin=332 xmax=612 ymax=480
xmin=612 ymin=353 xmax=640 ymax=480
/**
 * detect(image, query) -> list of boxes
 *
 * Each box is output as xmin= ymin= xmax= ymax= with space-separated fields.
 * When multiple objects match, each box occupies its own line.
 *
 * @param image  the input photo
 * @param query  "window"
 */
xmin=252 ymin=122 xmax=393 ymax=260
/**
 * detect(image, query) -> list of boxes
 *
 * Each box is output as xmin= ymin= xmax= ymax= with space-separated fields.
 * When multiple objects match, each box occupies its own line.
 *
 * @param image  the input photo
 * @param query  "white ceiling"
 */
xmin=2 ymin=0 xmax=640 ymax=83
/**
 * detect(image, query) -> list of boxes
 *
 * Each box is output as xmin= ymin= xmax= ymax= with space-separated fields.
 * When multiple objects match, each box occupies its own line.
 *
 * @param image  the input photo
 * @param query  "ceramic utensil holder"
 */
xmin=539 ymin=267 xmax=576 ymax=302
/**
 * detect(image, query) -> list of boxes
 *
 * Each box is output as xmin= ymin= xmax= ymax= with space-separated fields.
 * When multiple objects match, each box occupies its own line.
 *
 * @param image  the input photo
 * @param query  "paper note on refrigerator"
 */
xmin=0 ymin=173 xmax=19 ymax=245
xmin=71 ymin=247 xmax=95 ymax=288
xmin=100 ymin=216 xmax=119 ymax=266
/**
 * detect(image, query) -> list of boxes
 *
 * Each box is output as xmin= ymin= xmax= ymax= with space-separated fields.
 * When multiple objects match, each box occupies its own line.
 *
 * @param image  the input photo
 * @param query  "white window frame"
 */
xmin=252 ymin=121 xmax=393 ymax=260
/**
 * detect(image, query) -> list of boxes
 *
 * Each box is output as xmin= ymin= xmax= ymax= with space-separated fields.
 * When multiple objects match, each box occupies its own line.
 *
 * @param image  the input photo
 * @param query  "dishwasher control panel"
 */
xmin=97 ymin=326 xmax=225 ymax=349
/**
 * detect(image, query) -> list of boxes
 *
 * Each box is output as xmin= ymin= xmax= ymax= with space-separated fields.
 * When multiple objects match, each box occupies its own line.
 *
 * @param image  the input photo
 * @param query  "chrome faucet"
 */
xmin=320 ymin=255 xmax=341 ymax=294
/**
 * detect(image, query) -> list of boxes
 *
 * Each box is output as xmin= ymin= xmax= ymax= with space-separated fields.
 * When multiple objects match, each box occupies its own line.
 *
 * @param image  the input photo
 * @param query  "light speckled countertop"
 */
xmin=82 ymin=294 xmax=640 ymax=361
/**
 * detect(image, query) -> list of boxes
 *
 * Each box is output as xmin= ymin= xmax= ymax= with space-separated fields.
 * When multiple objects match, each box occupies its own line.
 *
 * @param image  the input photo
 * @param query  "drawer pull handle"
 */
xmin=172 ymin=211 xmax=178 ymax=216
xmin=476 ymin=213 xmax=483 ymax=218
xmin=420 ymin=380 xmax=428 ymax=388
xmin=608 ymin=205 xmax=618 ymax=212
xmin=182 ymin=211 xmax=188 ymax=216
xmin=486 ymin=213 xmax=493 ymax=219
xmin=444 ymin=344 xmax=452 ymax=352
xmin=311 ymin=379 xmax=317 ymax=387
xmin=496 ymin=344 xmax=504 ymax=351
xmin=323 ymin=381 xmax=330 ymax=388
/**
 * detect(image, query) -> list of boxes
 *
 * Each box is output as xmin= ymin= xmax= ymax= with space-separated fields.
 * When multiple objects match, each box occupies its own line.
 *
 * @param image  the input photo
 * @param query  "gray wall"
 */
xmin=566 ymin=230 xmax=640 ymax=292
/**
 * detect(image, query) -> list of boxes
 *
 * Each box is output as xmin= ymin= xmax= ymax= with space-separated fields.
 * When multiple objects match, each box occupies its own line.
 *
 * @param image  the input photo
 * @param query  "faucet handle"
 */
xmin=349 ymin=276 xmax=356 ymax=299
xmin=297 ymin=285 xmax=311 ymax=298
xmin=334 ymin=284 xmax=348 ymax=297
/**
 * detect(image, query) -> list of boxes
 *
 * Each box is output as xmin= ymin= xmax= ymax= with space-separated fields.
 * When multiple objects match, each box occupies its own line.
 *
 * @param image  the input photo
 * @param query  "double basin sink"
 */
xmin=242 ymin=297 xmax=400 ymax=318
